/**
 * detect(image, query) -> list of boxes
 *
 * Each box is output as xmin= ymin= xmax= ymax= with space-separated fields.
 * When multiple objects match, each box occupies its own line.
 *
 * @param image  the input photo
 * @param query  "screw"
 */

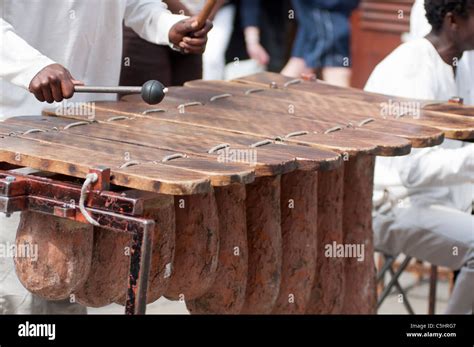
xmin=5 ymin=176 xmax=15 ymax=182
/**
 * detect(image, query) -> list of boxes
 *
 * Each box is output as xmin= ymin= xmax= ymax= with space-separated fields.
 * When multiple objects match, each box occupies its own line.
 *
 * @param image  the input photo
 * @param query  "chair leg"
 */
xmin=377 ymin=256 xmax=412 ymax=310
xmin=377 ymin=255 xmax=395 ymax=282
xmin=428 ymin=265 xmax=438 ymax=314
xmin=376 ymin=254 xmax=385 ymax=295
xmin=389 ymin=266 xmax=415 ymax=314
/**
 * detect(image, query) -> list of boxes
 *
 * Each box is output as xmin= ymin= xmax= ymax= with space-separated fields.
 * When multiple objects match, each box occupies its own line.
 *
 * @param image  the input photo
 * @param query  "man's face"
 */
xmin=454 ymin=8 xmax=474 ymax=51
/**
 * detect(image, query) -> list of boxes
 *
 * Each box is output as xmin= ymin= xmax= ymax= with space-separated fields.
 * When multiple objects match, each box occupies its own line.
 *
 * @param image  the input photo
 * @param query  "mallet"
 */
xmin=195 ymin=0 xmax=217 ymax=28
xmin=74 ymin=80 xmax=168 ymax=105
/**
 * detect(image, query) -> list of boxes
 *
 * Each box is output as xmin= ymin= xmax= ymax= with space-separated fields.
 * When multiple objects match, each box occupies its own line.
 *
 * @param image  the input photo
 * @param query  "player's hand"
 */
xmin=246 ymin=42 xmax=270 ymax=66
xmin=29 ymin=64 xmax=81 ymax=103
xmin=169 ymin=17 xmax=213 ymax=54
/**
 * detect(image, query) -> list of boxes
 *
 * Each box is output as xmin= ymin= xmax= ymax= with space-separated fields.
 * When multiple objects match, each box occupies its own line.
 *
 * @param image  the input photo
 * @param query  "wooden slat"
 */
xmin=22 ymin=114 xmax=342 ymax=173
xmin=163 ymin=88 xmax=412 ymax=155
xmin=48 ymin=94 xmax=409 ymax=157
xmin=0 ymin=122 xmax=48 ymax=135
xmin=13 ymin=116 xmax=299 ymax=177
xmin=1 ymin=123 xmax=254 ymax=187
xmin=182 ymin=80 xmax=444 ymax=148
xmin=86 ymin=100 xmax=404 ymax=156
xmin=0 ymin=135 xmax=211 ymax=195
xmin=423 ymin=103 xmax=474 ymax=117
xmin=8 ymin=73 xmax=466 ymax=193
xmin=93 ymin=100 xmax=382 ymax=155
xmin=110 ymin=91 xmax=411 ymax=156
xmin=235 ymin=72 xmax=474 ymax=140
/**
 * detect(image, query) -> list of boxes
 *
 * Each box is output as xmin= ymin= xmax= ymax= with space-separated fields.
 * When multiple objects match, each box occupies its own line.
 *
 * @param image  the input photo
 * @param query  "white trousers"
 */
xmin=374 ymin=203 xmax=474 ymax=314
xmin=202 ymin=4 xmax=236 ymax=80
xmin=0 ymin=213 xmax=86 ymax=314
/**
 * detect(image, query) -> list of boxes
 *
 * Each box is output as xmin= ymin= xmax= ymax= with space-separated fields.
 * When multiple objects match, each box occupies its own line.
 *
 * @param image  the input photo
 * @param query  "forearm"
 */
xmin=400 ymin=144 xmax=474 ymax=188
xmin=124 ymin=0 xmax=187 ymax=45
xmin=244 ymin=26 xmax=260 ymax=45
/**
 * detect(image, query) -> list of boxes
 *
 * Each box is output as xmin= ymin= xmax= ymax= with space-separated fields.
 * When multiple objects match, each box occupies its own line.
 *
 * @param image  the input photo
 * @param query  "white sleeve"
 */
xmin=365 ymin=62 xmax=439 ymax=100
xmin=0 ymin=18 xmax=56 ymax=89
xmin=398 ymin=144 xmax=474 ymax=188
xmin=124 ymin=0 xmax=187 ymax=46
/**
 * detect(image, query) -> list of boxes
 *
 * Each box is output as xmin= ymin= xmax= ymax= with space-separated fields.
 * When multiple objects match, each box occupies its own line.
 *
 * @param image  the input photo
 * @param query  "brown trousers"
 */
xmin=119 ymin=26 xmax=203 ymax=88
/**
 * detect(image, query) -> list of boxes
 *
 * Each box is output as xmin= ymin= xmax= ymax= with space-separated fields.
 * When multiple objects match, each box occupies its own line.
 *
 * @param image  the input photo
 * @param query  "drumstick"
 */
xmin=74 ymin=80 xmax=168 ymax=105
xmin=195 ymin=0 xmax=217 ymax=29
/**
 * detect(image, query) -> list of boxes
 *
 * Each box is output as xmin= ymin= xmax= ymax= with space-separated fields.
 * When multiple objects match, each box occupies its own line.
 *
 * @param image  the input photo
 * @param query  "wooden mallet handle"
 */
xmin=195 ymin=0 xmax=217 ymax=28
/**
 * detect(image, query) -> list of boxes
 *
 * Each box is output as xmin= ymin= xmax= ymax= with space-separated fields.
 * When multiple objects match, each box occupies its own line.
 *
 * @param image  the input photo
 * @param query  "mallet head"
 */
xmin=141 ymin=80 xmax=167 ymax=105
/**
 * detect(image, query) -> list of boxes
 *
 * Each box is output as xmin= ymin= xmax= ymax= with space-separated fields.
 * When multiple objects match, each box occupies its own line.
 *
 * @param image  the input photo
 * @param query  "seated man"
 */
xmin=365 ymin=0 xmax=474 ymax=314
xmin=410 ymin=0 xmax=474 ymax=105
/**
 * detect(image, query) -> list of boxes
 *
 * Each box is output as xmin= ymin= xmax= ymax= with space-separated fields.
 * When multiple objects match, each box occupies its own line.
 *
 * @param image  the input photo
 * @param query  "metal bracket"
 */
xmin=89 ymin=166 xmax=111 ymax=191
xmin=0 ymin=168 xmax=160 ymax=315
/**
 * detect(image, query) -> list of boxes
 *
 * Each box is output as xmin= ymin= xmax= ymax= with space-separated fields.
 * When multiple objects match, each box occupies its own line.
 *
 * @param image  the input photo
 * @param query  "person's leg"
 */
xmin=322 ymin=67 xmax=352 ymax=87
xmin=281 ymin=57 xmax=312 ymax=78
xmin=281 ymin=1 xmax=315 ymax=78
xmin=119 ymin=26 xmax=172 ymax=88
xmin=319 ymin=10 xmax=352 ymax=87
xmin=202 ymin=4 xmax=236 ymax=80
xmin=171 ymin=50 xmax=203 ymax=86
xmin=374 ymin=204 xmax=474 ymax=313
xmin=446 ymin=261 xmax=474 ymax=314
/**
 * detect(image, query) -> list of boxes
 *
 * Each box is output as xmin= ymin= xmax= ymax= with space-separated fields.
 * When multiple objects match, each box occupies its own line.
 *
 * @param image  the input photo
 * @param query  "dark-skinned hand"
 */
xmin=29 ymin=64 xmax=82 ymax=103
xmin=169 ymin=17 xmax=213 ymax=54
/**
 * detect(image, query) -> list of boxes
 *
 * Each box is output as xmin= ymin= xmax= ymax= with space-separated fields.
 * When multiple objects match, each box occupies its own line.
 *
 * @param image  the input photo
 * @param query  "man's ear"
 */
xmin=444 ymin=11 xmax=459 ymax=31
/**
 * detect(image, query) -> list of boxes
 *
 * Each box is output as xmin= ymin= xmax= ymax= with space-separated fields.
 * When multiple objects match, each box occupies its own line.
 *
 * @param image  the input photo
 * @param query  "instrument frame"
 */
xmin=0 ymin=165 xmax=156 ymax=315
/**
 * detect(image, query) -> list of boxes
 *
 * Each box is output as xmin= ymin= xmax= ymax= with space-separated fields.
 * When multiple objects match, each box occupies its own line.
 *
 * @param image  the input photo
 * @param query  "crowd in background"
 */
xmin=120 ymin=0 xmax=360 ymax=89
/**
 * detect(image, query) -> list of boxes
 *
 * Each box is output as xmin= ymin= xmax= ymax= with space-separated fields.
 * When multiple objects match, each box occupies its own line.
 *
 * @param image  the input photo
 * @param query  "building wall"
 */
xmin=350 ymin=0 xmax=415 ymax=88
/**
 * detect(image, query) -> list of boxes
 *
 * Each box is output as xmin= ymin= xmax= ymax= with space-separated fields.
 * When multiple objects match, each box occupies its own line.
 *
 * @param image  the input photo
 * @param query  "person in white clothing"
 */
xmin=365 ymin=0 xmax=474 ymax=314
xmin=0 ymin=0 xmax=212 ymax=314
xmin=410 ymin=0 xmax=474 ymax=104
xmin=203 ymin=1 xmax=235 ymax=80
xmin=0 ymin=0 xmax=212 ymax=118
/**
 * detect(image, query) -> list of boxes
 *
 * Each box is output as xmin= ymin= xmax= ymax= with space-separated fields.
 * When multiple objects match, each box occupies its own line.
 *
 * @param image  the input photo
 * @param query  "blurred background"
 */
xmin=120 ymin=0 xmax=420 ymax=89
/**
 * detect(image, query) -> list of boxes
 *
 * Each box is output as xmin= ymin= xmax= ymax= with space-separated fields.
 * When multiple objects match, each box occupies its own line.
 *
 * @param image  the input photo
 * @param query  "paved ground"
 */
xmin=378 ymin=270 xmax=449 ymax=315
xmin=89 ymin=266 xmax=450 ymax=315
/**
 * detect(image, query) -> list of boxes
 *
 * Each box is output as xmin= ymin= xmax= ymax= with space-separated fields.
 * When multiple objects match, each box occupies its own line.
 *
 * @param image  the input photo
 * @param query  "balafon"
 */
xmin=18 ymin=321 xmax=56 ymax=341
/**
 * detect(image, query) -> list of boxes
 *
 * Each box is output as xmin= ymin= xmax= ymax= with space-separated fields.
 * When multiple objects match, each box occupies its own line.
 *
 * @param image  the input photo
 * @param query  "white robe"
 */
xmin=365 ymin=34 xmax=474 ymax=314
xmin=409 ymin=0 xmax=474 ymax=104
xmin=0 ymin=0 xmax=186 ymax=119
xmin=365 ymin=38 xmax=473 ymax=213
